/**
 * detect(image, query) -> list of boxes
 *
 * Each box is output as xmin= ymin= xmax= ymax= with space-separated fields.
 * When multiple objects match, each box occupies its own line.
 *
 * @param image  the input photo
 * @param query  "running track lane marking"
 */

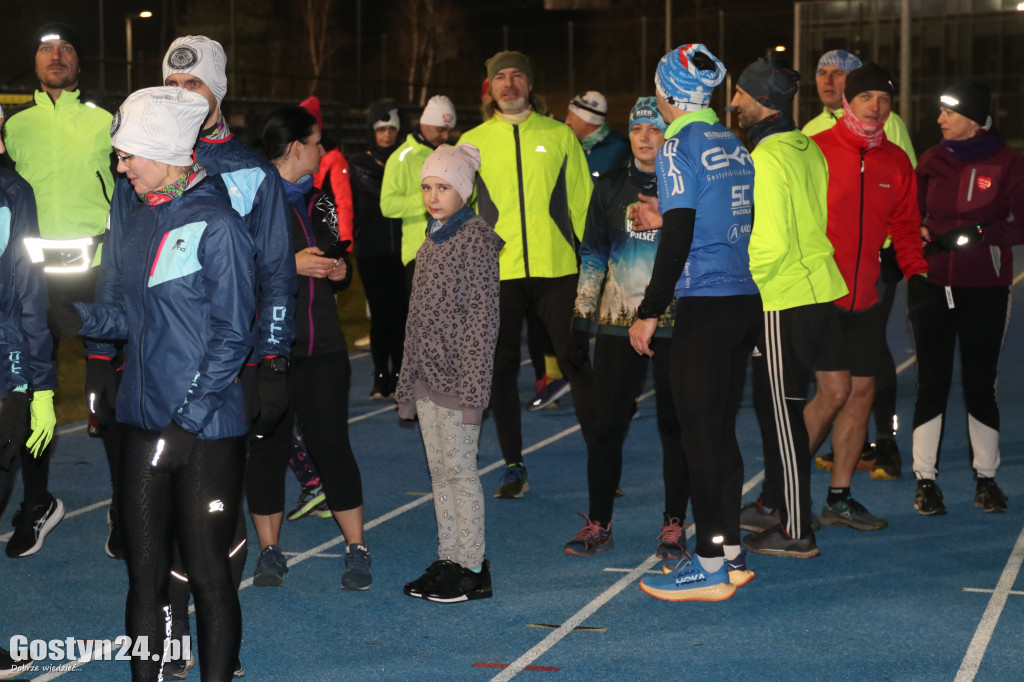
xmin=954 ymin=522 xmax=1024 ymax=682
xmin=475 ymin=663 xmax=561 ymax=672
xmin=488 ymin=468 xmax=766 ymax=682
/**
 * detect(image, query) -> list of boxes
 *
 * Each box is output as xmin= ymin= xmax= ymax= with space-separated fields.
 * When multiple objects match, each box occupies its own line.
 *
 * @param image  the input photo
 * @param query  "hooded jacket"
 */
xmin=812 ymin=120 xmax=927 ymax=311
xmin=77 ymin=173 xmax=255 ymax=439
xmin=0 ymin=169 xmax=55 ymax=396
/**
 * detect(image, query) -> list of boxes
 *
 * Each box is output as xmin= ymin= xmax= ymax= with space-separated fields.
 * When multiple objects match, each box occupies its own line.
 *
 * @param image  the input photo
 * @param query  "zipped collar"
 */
xmin=143 ymin=164 xmax=207 ymax=206
xmin=664 ymin=107 xmax=718 ymax=139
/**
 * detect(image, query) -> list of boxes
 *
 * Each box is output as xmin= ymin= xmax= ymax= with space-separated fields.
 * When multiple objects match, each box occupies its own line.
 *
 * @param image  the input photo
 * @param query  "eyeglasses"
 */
xmin=115 ymin=152 xmax=135 ymax=164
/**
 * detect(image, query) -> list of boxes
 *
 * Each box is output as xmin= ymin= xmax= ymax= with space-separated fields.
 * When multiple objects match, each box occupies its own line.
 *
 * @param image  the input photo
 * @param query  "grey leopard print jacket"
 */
xmin=395 ymin=211 xmax=504 ymax=425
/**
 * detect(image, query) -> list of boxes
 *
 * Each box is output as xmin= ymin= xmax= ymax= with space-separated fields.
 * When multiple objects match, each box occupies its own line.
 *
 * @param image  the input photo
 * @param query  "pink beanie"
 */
xmin=420 ymin=143 xmax=480 ymax=202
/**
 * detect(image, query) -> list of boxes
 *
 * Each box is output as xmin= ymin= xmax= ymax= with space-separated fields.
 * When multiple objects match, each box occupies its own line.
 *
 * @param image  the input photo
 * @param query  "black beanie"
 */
xmin=737 ymin=53 xmax=800 ymax=110
xmin=367 ymin=98 xmax=399 ymax=130
xmin=34 ymin=22 xmax=83 ymax=59
xmin=844 ymin=62 xmax=894 ymax=101
xmin=940 ymin=81 xmax=990 ymax=126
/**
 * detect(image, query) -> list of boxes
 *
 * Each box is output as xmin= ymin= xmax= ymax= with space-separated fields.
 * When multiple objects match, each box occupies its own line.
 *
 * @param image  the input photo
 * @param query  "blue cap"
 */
xmin=816 ymin=49 xmax=862 ymax=74
xmin=654 ymin=43 xmax=726 ymax=112
xmin=629 ymin=97 xmax=667 ymax=132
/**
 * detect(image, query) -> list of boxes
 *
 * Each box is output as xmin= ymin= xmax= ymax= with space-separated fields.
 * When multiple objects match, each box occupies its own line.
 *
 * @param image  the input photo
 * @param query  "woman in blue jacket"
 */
xmin=68 ymin=86 xmax=255 ymax=681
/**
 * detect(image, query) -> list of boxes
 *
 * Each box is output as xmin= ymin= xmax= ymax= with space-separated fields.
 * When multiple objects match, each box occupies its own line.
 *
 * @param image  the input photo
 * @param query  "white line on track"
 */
xmin=962 ymin=587 xmax=1024 ymax=596
xmin=955 ymin=523 xmax=1024 ymax=682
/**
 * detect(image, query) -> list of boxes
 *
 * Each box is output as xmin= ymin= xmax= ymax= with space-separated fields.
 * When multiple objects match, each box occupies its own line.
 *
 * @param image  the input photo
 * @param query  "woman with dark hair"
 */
xmin=348 ymin=98 xmax=408 ymax=398
xmin=247 ymin=106 xmax=372 ymax=590
xmin=910 ymin=81 xmax=1024 ymax=516
xmin=69 ymin=86 xmax=255 ymax=681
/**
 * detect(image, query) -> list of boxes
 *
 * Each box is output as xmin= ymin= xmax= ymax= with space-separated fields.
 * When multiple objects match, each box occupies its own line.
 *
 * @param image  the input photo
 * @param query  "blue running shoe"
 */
xmin=726 ymin=550 xmax=755 ymax=586
xmin=253 ymin=545 xmax=288 ymax=587
xmin=526 ymin=377 xmax=571 ymax=412
xmin=641 ymin=556 xmax=736 ymax=602
xmin=820 ymin=497 xmax=888 ymax=531
xmin=494 ymin=463 xmax=529 ymax=499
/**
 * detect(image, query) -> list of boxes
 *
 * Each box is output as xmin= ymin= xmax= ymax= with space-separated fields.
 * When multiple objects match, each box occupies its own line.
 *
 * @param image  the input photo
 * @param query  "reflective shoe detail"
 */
xmin=253 ymin=545 xmax=288 ymax=587
xmin=369 ymin=372 xmax=393 ymax=400
xmin=655 ymin=517 xmax=686 ymax=559
xmin=726 ymin=550 xmax=756 ymax=586
xmin=105 ymin=506 xmax=124 ymax=560
xmin=819 ymin=497 xmax=888 ymax=531
xmin=404 ymin=560 xmax=456 ymax=598
xmin=739 ymin=497 xmax=779 ymax=532
xmin=870 ymin=439 xmax=903 ymax=480
xmin=526 ymin=376 xmax=571 ymax=412
xmin=742 ymin=525 xmax=821 ymax=558
xmin=640 ymin=557 xmax=736 ymax=602
xmin=914 ymin=479 xmax=947 ymax=516
xmin=6 ymin=496 xmax=65 ymax=558
xmin=311 ymin=499 xmax=333 ymax=519
xmin=975 ymin=477 xmax=1008 ymax=513
xmin=342 ymin=543 xmax=373 ymax=590
xmin=563 ymin=513 xmax=613 ymax=557
xmin=423 ymin=560 xmax=492 ymax=603
xmin=494 ymin=463 xmax=529 ymax=499
xmin=161 ymin=655 xmax=196 ymax=680
xmin=233 ymin=659 xmax=245 ymax=678
xmin=286 ymin=485 xmax=327 ymax=522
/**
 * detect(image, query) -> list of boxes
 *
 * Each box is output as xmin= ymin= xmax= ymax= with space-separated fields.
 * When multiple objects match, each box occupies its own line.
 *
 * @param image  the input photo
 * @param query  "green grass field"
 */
xmin=53 ymin=264 xmax=371 ymax=425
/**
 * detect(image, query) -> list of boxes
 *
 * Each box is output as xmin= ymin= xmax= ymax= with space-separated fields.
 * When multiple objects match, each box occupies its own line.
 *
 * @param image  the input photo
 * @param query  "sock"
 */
xmin=544 ymin=355 xmax=563 ymax=380
xmin=696 ymin=555 xmax=724 ymax=573
xmin=723 ymin=545 xmax=741 ymax=561
xmin=827 ymin=486 xmax=851 ymax=504
xmin=469 ymin=564 xmax=482 ymax=574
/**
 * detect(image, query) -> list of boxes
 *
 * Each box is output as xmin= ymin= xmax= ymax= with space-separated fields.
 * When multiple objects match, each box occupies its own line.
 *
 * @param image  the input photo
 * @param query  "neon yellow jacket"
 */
xmin=380 ymin=133 xmax=431 ymax=265
xmin=802 ymin=107 xmax=917 ymax=167
xmin=3 ymin=89 xmax=114 ymax=264
xmin=748 ymin=130 xmax=848 ymax=311
xmin=459 ymin=112 xmax=592 ymax=280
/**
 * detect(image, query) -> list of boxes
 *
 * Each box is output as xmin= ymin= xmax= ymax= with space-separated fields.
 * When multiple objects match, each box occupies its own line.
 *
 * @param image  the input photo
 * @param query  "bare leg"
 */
xmin=829 ymin=376 xmax=875 ymax=488
xmin=250 ymin=512 xmax=283 ymax=549
xmin=332 ymin=506 xmax=364 ymax=545
xmin=804 ymin=370 xmax=851 ymax=454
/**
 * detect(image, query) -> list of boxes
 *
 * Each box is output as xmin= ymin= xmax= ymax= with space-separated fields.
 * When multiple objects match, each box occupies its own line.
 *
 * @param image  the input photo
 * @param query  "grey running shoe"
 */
xmin=975 ymin=477 xmax=1008 ymax=513
xmin=820 ymin=497 xmax=888 ymax=531
xmin=286 ymin=485 xmax=327 ymax=522
xmin=739 ymin=497 xmax=779 ymax=532
xmin=742 ymin=525 xmax=821 ymax=558
xmin=342 ymin=543 xmax=372 ymax=590
xmin=914 ymin=479 xmax=947 ymax=516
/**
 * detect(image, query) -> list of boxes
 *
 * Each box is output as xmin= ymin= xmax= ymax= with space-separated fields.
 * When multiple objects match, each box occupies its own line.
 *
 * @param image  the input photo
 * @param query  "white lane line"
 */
xmin=348 ymin=403 xmax=397 ymax=423
xmin=955 ymin=523 xmax=1024 ymax=682
xmin=491 ymin=468 xmax=763 ymax=682
xmin=963 ymin=588 xmax=1024 ymax=596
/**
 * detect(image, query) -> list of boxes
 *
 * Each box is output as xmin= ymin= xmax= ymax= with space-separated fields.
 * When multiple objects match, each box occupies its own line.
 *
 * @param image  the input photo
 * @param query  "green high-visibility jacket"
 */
xmin=459 ymin=112 xmax=592 ymax=280
xmin=3 ymin=89 xmax=114 ymax=265
xmin=802 ymin=107 xmax=917 ymax=167
xmin=379 ymin=133 xmax=432 ymax=266
xmin=748 ymin=130 xmax=848 ymax=311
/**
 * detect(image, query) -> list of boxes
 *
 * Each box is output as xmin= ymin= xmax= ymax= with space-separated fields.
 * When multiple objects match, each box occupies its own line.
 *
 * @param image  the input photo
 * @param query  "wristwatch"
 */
xmin=261 ymin=356 xmax=289 ymax=374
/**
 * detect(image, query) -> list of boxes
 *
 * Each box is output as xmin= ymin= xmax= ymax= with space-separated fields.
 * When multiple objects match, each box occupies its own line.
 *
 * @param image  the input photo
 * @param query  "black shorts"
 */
xmin=814 ymin=303 xmax=885 ymax=378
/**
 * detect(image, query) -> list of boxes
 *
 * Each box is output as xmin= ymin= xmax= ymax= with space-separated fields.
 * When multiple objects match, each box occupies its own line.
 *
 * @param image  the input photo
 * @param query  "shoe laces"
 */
xmin=656 ymin=517 xmax=684 ymax=545
xmin=503 ymin=464 xmax=524 ymax=484
xmin=572 ymin=512 xmax=608 ymax=543
xmin=346 ymin=544 xmax=371 ymax=571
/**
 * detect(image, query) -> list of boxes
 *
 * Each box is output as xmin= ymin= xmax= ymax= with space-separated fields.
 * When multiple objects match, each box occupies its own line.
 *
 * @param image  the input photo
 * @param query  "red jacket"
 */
xmin=916 ymin=137 xmax=1024 ymax=287
xmin=313 ymin=148 xmax=354 ymax=250
xmin=813 ymin=122 xmax=927 ymax=311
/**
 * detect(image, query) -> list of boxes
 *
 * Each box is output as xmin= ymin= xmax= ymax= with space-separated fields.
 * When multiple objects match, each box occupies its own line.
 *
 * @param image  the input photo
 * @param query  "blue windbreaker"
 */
xmin=76 ymin=173 xmax=255 ymax=439
xmin=0 ymin=169 xmax=55 ymax=397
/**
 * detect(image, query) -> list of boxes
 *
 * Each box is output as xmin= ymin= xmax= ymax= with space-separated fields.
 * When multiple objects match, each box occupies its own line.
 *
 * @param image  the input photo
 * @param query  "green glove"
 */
xmin=27 ymin=390 xmax=56 ymax=458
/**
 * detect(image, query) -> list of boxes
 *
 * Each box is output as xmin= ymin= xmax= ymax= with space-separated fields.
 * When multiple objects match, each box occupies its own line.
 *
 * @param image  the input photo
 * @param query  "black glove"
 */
xmin=85 ymin=357 xmax=118 ymax=431
xmin=931 ymin=225 xmax=984 ymax=252
xmin=149 ymin=421 xmax=197 ymax=472
xmin=48 ymin=297 xmax=83 ymax=340
xmin=0 ymin=392 xmax=30 ymax=471
xmin=906 ymin=274 xmax=931 ymax=319
xmin=252 ymin=357 xmax=289 ymax=436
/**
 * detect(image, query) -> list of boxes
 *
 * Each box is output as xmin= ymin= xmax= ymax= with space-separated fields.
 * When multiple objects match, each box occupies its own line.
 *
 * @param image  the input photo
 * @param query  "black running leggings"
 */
xmin=588 ymin=334 xmax=687 ymax=525
xmin=670 ymin=294 xmax=760 ymax=558
xmin=119 ymin=425 xmax=244 ymax=682
xmin=357 ymin=255 xmax=408 ymax=376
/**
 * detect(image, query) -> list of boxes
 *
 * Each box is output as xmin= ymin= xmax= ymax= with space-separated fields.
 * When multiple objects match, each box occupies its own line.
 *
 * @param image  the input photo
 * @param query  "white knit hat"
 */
xmin=568 ymin=91 xmax=608 ymax=126
xmin=162 ymin=36 xmax=228 ymax=105
xmin=420 ymin=143 xmax=480 ymax=202
xmin=420 ymin=95 xmax=457 ymax=128
xmin=110 ymin=87 xmax=209 ymax=166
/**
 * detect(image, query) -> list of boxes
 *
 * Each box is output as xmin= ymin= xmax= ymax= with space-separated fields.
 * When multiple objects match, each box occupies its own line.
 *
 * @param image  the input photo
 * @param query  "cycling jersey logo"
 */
xmin=661 ymin=138 xmax=686 ymax=196
xmin=167 ymin=46 xmax=199 ymax=70
xmin=701 ymin=145 xmax=751 ymax=171
xmin=110 ymin=109 xmax=123 ymax=137
xmin=727 ymin=224 xmax=741 ymax=243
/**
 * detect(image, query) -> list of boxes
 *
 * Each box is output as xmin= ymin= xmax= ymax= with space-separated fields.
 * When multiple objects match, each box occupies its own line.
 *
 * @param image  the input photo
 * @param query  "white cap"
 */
xmin=374 ymin=109 xmax=400 ymax=130
xmin=421 ymin=143 xmax=480 ymax=202
xmin=162 ymin=36 xmax=228 ymax=105
xmin=420 ymin=95 xmax=457 ymax=128
xmin=568 ymin=91 xmax=608 ymax=126
xmin=111 ymin=87 xmax=209 ymax=166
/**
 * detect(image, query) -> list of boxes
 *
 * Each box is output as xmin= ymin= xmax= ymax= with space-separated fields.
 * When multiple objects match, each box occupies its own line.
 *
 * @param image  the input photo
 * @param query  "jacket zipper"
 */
xmin=850 ymin=149 xmax=866 ymax=311
xmin=513 ymin=125 xmax=530 ymax=278
xmin=138 ymin=210 xmax=161 ymax=429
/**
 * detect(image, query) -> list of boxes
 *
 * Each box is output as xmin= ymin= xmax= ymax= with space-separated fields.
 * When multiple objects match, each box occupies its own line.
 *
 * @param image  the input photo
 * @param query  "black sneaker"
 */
xmin=423 ymin=560 xmax=492 ymax=603
xmin=105 ymin=506 xmax=124 ymax=560
xmin=6 ymin=495 xmax=65 ymax=558
xmin=0 ymin=646 xmax=33 ymax=678
xmin=162 ymin=656 xmax=195 ymax=680
xmin=975 ymin=477 xmax=1008 ymax=513
xmin=870 ymin=439 xmax=902 ymax=480
xmin=369 ymin=372 xmax=392 ymax=400
xmin=742 ymin=525 xmax=821 ymax=559
xmin=739 ymin=497 xmax=779 ymax=532
xmin=341 ymin=543 xmax=372 ymax=590
xmin=914 ymin=479 xmax=947 ymax=515
xmin=404 ymin=559 xmax=457 ymax=599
